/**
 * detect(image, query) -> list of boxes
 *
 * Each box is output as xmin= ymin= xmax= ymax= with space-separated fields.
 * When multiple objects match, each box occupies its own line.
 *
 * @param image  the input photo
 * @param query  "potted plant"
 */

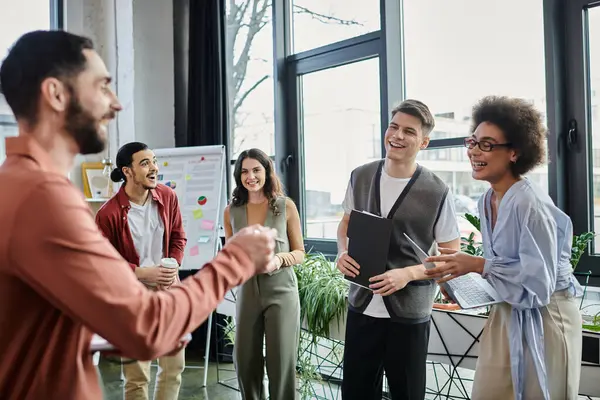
xmin=294 ymin=251 xmax=349 ymax=340
xmin=293 ymin=251 xmax=349 ymax=399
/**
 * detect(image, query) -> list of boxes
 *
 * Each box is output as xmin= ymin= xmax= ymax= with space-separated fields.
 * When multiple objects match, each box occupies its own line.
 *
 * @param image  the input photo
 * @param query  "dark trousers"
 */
xmin=341 ymin=309 xmax=430 ymax=400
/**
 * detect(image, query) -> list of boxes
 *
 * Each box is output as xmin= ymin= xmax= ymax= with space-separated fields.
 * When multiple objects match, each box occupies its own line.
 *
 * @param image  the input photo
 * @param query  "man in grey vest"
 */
xmin=336 ymin=99 xmax=461 ymax=400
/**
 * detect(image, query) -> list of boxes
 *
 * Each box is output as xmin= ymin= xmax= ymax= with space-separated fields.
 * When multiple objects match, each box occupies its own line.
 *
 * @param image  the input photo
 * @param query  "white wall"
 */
xmin=133 ymin=0 xmax=175 ymax=149
xmin=64 ymin=0 xmax=175 ymax=190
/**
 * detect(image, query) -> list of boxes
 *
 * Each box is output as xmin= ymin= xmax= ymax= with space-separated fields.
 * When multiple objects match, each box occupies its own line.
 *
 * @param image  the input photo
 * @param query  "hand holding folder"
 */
xmin=345 ymin=210 xmax=393 ymax=290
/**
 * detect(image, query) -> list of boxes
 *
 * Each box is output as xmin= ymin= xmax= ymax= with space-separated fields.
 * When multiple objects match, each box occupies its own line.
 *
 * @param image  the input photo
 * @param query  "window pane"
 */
xmin=0 ymin=0 xmax=50 ymax=59
xmin=225 ymin=1 xmax=275 ymax=161
xmin=587 ymin=6 xmax=600 ymax=253
xmin=291 ymin=0 xmax=380 ymax=54
xmin=403 ymin=0 xmax=547 ymax=138
xmin=0 ymin=0 xmax=52 ymax=163
xmin=301 ymin=58 xmax=381 ymax=239
xmin=403 ymin=0 xmax=549 ymax=193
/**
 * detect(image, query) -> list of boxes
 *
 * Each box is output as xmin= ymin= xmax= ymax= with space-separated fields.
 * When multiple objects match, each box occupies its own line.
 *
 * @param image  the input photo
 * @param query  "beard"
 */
xmin=63 ymin=95 xmax=111 ymax=155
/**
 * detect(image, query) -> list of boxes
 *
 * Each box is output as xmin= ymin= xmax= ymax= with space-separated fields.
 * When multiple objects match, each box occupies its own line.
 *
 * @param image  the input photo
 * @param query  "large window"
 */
xmin=587 ymin=6 xmax=600 ymax=253
xmin=301 ymin=58 xmax=381 ymax=239
xmin=402 ymin=0 xmax=549 ymax=245
xmin=0 ymin=0 xmax=60 ymax=164
xmin=279 ymin=0 xmax=386 ymax=250
xmin=225 ymin=0 xmax=276 ymax=170
xmin=238 ymin=0 xmax=600 ymax=282
xmin=566 ymin=0 xmax=600 ymax=281
xmin=406 ymin=0 xmax=548 ymax=199
xmin=291 ymin=0 xmax=380 ymax=54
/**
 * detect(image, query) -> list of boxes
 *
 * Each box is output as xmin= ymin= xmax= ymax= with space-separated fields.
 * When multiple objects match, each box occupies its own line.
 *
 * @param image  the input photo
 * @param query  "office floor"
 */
xmin=98 ymin=356 xmax=600 ymax=400
xmin=99 ymin=356 xmax=241 ymax=400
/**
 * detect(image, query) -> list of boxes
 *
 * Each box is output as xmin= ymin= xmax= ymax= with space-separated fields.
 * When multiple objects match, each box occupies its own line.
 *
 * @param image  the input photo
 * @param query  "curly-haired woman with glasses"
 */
xmin=425 ymin=96 xmax=582 ymax=400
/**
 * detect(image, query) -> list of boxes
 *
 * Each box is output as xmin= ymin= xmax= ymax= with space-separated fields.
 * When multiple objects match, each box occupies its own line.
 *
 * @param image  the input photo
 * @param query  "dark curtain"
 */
xmin=183 ymin=0 xmax=229 ymax=150
xmin=178 ymin=0 xmax=233 ymax=363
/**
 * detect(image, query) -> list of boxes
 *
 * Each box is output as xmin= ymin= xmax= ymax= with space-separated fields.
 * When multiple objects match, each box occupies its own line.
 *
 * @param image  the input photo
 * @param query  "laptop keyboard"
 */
xmin=446 ymin=274 xmax=495 ymax=306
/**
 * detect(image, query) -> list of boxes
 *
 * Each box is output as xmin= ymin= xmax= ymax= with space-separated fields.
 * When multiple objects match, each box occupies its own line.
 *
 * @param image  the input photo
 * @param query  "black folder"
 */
xmin=346 ymin=209 xmax=393 ymax=289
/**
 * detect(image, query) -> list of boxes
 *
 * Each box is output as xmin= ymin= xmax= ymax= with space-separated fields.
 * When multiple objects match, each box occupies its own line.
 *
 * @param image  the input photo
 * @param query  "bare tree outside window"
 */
xmin=225 ymin=0 xmax=367 ymax=158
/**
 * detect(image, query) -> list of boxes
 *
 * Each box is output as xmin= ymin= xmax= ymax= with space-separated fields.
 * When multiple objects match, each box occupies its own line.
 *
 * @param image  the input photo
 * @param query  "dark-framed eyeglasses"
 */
xmin=464 ymin=138 xmax=512 ymax=152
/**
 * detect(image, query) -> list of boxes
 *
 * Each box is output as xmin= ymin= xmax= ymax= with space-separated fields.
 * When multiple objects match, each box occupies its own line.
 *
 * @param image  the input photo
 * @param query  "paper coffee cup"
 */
xmin=161 ymin=257 xmax=179 ymax=269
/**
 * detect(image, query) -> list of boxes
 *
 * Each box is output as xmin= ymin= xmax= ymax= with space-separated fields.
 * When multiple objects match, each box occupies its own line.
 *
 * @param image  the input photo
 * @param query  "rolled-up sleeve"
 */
xmin=10 ymin=179 xmax=254 ymax=361
xmin=482 ymin=206 xmax=557 ymax=310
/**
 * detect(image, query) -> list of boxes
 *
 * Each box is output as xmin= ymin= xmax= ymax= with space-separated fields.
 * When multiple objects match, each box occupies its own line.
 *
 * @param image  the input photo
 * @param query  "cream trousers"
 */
xmin=122 ymin=348 xmax=185 ymax=400
xmin=471 ymin=290 xmax=582 ymax=400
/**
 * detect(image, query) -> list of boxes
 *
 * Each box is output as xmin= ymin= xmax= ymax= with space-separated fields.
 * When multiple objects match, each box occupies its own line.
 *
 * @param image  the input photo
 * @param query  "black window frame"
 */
xmin=50 ymin=0 xmax=64 ymax=30
xmin=564 ymin=0 xmax=600 ymax=285
xmin=222 ymin=0 xmax=597 ymax=285
xmin=272 ymin=0 xmax=388 ymax=257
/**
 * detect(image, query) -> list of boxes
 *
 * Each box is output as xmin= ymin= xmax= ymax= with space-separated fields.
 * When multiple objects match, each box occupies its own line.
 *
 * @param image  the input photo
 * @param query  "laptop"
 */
xmin=403 ymin=233 xmax=503 ymax=309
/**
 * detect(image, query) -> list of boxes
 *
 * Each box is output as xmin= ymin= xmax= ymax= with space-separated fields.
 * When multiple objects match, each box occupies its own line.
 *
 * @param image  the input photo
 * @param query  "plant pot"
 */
xmin=301 ymin=313 xmax=347 ymax=342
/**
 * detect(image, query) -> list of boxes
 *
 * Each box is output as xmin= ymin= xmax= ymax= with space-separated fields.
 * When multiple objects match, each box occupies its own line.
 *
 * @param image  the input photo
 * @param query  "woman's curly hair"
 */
xmin=471 ymin=95 xmax=546 ymax=176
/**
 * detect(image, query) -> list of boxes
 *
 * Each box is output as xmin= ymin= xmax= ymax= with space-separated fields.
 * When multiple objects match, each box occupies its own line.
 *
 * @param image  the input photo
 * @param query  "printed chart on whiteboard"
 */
xmin=154 ymin=145 xmax=226 ymax=270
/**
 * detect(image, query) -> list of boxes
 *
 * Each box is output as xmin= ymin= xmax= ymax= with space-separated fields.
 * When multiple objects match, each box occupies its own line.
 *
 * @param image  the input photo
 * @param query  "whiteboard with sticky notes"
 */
xmin=153 ymin=145 xmax=226 ymax=270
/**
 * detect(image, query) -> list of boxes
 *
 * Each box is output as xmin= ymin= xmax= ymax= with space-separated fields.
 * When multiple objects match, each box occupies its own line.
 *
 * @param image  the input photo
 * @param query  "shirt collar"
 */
xmin=116 ymin=184 xmax=163 ymax=208
xmin=4 ymin=135 xmax=64 ymax=175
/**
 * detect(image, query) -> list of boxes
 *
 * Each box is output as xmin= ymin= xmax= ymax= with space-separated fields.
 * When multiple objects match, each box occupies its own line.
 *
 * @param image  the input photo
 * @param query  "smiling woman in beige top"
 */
xmin=224 ymin=148 xmax=305 ymax=400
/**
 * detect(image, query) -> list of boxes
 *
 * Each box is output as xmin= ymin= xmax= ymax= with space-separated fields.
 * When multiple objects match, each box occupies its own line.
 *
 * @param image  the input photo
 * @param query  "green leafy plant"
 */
xmin=460 ymin=213 xmax=484 ymax=257
xmin=296 ymin=331 xmax=322 ymax=399
xmin=582 ymin=312 xmax=600 ymax=332
xmin=293 ymin=251 xmax=350 ymax=399
xmin=571 ymin=231 xmax=595 ymax=269
xmin=464 ymin=212 xmax=481 ymax=232
xmin=294 ymin=251 xmax=349 ymax=339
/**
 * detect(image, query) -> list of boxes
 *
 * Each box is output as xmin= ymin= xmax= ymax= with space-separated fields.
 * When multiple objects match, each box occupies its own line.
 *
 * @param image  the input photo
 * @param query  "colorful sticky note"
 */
xmin=201 ymin=219 xmax=215 ymax=230
xmin=198 ymin=236 xmax=210 ymax=243
xmin=193 ymin=209 xmax=203 ymax=219
xmin=163 ymin=161 xmax=168 ymax=167
xmin=185 ymin=174 xmax=191 ymax=181
xmin=165 ymin=181 xmax=177 ymax=189
xmin=189 ymin=245 xmax=199 ymax=256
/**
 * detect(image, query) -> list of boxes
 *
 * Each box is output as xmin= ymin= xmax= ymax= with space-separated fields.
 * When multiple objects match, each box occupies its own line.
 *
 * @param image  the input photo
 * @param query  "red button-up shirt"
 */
xmin=95 ymin=184 xmax=187 ymax=270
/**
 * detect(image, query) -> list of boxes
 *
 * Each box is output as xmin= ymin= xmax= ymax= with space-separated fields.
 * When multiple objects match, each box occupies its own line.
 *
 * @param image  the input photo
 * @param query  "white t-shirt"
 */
xmin=342 ymin=167 xmax=460 ymax=318
xmin=128 ymin=197 xmax=165 ymax=268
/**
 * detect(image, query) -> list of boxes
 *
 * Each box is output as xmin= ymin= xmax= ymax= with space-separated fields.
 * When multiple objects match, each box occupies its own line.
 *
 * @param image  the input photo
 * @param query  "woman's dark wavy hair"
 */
xmin=231 ymin=148 xmax=284 ymax=210
xmin=471 ymin=95 xmax=546 ymax=176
